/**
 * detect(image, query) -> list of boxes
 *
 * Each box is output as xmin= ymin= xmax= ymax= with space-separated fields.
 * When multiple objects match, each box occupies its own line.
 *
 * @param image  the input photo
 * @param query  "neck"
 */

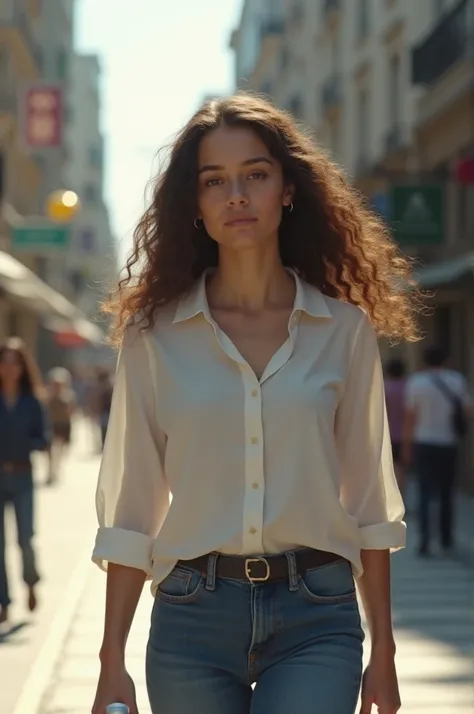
xmin=2 ymin=382 xmax=19 ymax=400
xmin=208 ymin=245 xmax=295 ymax=313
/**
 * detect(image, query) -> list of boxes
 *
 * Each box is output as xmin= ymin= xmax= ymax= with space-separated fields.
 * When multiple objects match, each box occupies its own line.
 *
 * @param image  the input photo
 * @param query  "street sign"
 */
xmin=390 ymin=185 xmax=444 ymax=246
xmin=12 ymin=224 xmax=70 ymax=249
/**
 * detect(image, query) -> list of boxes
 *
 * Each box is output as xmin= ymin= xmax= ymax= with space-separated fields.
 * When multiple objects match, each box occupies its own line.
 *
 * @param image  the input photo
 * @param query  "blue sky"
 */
xmin=76 ymin=0 xmax=242 ymax=263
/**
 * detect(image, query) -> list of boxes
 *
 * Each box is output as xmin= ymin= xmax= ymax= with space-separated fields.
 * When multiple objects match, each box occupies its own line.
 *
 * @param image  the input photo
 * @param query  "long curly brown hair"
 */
xmin=0 ymin=337 xmax=44 ymax=399
xmin=105 ymin=92 xmax=421 ymax=345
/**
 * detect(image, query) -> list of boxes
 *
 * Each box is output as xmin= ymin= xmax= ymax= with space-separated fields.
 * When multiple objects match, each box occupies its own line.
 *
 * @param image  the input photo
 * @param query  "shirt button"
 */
xmin=250 ymin=436 xmax=259 ymax=445
xmin=249 ymin=527 xmax=257 ymax=535
xmin=251 ymin=389 xmax=258 ymax=397
xmin=252 ymin=482 xmax=259 ymax=489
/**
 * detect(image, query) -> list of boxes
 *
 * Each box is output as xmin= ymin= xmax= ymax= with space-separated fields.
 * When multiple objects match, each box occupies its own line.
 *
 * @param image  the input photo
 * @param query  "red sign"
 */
xmin=20 ymin=84 xmax=63 ymax=149
xmin=454 ymin=157 xmax=474 ymax=184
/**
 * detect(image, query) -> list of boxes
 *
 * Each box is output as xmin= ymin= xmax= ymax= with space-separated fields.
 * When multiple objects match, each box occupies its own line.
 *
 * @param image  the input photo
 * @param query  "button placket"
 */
xmin=241 ymin=370 xmax=265 ymax=553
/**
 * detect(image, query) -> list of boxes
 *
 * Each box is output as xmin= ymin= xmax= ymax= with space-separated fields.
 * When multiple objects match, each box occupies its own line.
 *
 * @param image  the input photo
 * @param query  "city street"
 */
xmin=1 ymin=426 xmax=473 ymax=713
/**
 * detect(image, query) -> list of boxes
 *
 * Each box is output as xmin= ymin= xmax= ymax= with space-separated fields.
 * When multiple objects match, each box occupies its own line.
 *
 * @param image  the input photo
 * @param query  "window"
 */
xmin=0 ymin=48 xmax=9 ymax=81
xmin=88 ymin=146 xmax=102 ymax=168
xmin=388 ymin=55 xmax=400 ymax=127
xmin=357 ymin=0 xmax=370 ymax=41
xmin=80 ymin=227 xmax=95 ymax=252
xmin=56 ymin=49 xmax=68 ymax=80
xmin=83 ymin=184 xmax=98 ymax=205
xmin=288 ymin=95 xmax=303 ymax=119
xmin=357 ymin=88 xmax=369 ymax=159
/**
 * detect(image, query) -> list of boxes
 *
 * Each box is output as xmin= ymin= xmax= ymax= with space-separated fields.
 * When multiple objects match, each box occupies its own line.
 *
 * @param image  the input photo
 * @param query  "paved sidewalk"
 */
xmin=0 ymin=419 xmax=101 ymax=714
xmin=36 ymin=525 xmax=473 ymax=714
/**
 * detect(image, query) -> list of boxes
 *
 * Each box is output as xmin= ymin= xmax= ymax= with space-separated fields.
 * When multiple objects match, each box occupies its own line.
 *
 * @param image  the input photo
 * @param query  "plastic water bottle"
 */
xmin=105 ymin=705 xmax=129 ymax=714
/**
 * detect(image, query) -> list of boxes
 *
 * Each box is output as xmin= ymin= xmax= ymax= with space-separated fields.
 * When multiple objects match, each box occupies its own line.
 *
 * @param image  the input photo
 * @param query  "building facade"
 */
xmin=231 ymin=0 xmax=474 ymax=487
xmin=65 ymin=53 xmax=116 ymax=319
xmin=0 ymin=0 xmax=106 ymax=369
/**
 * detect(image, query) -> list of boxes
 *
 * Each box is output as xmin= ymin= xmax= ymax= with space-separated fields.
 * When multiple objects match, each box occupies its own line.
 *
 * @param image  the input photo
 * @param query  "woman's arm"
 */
xmin=91 ymin=327 xmax=170 ymax=713
xmin=357 ymin=550 xmax=395 ymax=652
xmin=335 ymin=314 xmax=404 ymax=713
xmin=99 ymin=564 xmax=147 ymax=667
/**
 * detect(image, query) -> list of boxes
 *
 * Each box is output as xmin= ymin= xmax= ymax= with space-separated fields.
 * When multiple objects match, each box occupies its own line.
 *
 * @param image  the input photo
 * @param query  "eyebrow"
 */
xmin=198 ymin=156 xmax=273 ymax=175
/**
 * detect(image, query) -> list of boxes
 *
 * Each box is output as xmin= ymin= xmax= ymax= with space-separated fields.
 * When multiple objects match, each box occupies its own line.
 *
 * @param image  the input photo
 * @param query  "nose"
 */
xmin=226 ymin=178 xmax=249 ymax=207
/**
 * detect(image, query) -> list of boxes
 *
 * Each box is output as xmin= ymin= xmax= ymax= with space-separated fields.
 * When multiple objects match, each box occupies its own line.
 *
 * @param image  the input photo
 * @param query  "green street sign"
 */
xmin=390 ymin=185 xmax=444 ymax=246
xmin=12 ymin=224 xmax=70 ymax=249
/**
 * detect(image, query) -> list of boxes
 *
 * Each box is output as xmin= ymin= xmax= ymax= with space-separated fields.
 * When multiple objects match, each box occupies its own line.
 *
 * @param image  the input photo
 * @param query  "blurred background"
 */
xmin=0 ymin=1 xmax=473 ymax=711
xmin=2 ymin=0 xmax=473 ymax=486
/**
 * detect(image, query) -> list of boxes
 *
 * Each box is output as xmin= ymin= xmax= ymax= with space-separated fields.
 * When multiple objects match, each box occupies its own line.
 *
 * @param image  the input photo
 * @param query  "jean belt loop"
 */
xmin=285 ymin=550 xmax=299 ymax=591
xmin=205 ymin=552 xmax=218 ymax=591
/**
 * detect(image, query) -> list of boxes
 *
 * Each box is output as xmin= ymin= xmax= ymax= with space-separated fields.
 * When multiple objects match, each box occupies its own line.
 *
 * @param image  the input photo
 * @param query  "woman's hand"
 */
xmin=91 ymin=663 xmax=139 ymax=714
xmin=359 ymin=649 xmax=401 ymax=714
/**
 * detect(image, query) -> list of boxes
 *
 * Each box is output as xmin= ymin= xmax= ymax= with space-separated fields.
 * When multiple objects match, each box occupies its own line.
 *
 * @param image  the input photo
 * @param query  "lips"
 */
xmin=225 ymin=217 xmax=258 ymax=226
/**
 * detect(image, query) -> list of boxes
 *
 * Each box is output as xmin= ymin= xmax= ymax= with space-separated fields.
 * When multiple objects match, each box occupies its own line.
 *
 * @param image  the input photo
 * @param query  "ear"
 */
xmin=282 ymin=184 xmax=295 ymax=207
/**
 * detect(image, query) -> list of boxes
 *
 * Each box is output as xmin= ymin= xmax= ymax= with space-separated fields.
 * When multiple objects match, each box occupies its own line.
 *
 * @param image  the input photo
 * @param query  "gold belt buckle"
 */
xmin=245 ymin=557 xmax=270 ymax=582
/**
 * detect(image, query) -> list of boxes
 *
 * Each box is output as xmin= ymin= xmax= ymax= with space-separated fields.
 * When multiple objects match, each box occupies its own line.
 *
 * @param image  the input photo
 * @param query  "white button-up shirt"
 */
xmin=92 ymin=271 xmax=405 ymax=594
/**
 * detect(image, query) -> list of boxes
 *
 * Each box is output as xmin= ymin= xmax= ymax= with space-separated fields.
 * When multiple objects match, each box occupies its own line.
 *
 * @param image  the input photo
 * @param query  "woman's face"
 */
xmin=0 ymin=349 xmax=24 ymax=385
xmin=197 ymin=124 xmax=293 ymax=252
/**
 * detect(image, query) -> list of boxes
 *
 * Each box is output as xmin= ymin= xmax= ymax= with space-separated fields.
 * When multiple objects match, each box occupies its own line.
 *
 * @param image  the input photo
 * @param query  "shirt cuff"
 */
xmin=359 ymin=521 xmax=407 ymax=552
xmin=91 ymin=526 xmax=155 ymax=574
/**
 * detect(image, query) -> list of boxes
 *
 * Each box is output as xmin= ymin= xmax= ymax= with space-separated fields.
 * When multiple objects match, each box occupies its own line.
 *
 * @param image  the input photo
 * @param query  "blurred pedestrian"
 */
xmin=45 ymin=367 xmax=76 ymax=486
xmin=384 ymin=358 xmax=408 ymax=497
xmin=403 ymin=346 xmax=473 ymax=557
xmin=0 ymin=337 xmax=49 ymax=625
xmin=90 ymin=94 xmax=418 ymax=714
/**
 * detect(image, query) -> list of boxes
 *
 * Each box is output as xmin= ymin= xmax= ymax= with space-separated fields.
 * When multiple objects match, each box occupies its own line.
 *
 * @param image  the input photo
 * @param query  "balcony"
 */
xmin=412 ymin=0 xmax=469 ymax=86
xmin=320 ymin=74 xmax=342 ymax=115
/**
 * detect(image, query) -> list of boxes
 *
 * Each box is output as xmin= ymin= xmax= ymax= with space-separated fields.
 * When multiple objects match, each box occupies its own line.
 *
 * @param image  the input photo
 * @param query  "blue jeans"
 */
xmin=146 ymin=555 xmax=364 ymax=713
xmin=0 ymin=471 xmax=40 ymax=607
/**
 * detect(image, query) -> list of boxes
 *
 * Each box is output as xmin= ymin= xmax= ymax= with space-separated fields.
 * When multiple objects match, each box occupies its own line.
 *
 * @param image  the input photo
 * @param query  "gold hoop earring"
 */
xmin=194 ymin=217 xmax=203 ymax=229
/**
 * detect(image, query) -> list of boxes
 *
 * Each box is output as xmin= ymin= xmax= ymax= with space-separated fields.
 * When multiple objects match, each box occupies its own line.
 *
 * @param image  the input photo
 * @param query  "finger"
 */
xmin=359 ymin=696 xmax=372 ymax=714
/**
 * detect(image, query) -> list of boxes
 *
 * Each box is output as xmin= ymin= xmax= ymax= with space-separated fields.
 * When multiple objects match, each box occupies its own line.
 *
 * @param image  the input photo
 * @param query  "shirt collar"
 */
xmin=172 ymin=268 xmax=333 ymax=325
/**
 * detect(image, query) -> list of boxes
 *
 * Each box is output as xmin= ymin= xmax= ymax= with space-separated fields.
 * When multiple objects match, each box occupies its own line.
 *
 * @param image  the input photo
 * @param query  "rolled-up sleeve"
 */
xmin=92 ymin=325 xmax=170 ymax=575
xmin=335 ymin=313 xmax=406 ymax=552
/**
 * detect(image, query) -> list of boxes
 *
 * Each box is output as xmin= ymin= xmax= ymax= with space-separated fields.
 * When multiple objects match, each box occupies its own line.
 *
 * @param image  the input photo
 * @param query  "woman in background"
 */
xmin=0 ymin=338 xmax=48 ymax=624
xmin=384 ymin=358 xmax=408 ymax=497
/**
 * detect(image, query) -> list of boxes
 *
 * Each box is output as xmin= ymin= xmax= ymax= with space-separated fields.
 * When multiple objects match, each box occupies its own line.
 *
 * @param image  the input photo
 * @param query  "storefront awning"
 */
xmin=0 ymin=250 xmax=104 ymax=344
xmin=414 ymin=251 xmax=474 ymax=288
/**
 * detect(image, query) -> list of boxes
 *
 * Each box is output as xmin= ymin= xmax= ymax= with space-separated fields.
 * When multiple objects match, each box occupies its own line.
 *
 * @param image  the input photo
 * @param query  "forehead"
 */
xmin=198 ymin=124 xmax=271 ymax=165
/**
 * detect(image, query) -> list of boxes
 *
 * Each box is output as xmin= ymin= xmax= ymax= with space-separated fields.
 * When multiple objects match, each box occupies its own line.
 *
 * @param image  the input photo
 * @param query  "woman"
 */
xmin=384 ymin=358 xmax=408 ymax=497
xmin=45 ymin=367 xmax=75 ymax=486
xmin=91 ymin=94 xmax=420 ymax=714
xmin=0 ymin=337 xmax=48 ymax=624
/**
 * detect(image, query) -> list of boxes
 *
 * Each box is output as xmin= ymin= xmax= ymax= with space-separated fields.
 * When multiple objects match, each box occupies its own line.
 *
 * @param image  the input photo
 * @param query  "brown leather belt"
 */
xmin=177 ymin=548 xmax=343 ymax=583
xmin=0 ymin=461 xmax=30 ymax=474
